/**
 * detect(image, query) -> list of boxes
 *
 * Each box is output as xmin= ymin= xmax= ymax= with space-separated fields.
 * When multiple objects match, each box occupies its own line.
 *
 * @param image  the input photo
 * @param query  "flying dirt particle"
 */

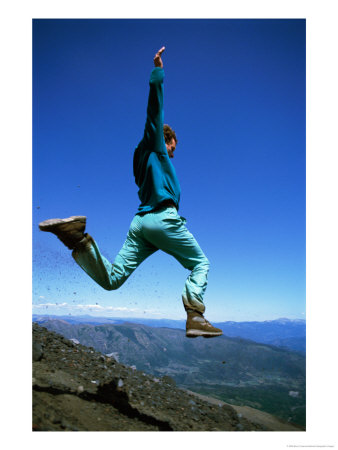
xmin=222 ymin=361 xmax=226 ymax=364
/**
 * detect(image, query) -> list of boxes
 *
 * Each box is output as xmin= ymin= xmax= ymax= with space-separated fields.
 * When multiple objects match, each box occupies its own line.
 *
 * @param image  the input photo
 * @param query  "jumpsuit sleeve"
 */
xmin=142 ymin=67 xmax=166 ymax=155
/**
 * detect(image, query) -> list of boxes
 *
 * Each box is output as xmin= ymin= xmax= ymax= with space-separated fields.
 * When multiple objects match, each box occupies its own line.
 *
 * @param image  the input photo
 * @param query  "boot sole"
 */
xmin=39 ymin=216 xmax=86 ymax=231
xmin=186 ymin=330 xmax=223 ymax=338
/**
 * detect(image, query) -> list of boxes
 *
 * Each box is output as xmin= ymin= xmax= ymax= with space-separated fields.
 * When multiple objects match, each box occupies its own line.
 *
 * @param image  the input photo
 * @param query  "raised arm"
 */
xmin=143 ymin=47 xmax=166 ymax=154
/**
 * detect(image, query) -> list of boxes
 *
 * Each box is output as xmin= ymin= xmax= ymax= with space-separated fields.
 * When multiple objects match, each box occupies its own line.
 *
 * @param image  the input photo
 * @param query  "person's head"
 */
xmin=163 ymin=124 xmax=177 ymax=158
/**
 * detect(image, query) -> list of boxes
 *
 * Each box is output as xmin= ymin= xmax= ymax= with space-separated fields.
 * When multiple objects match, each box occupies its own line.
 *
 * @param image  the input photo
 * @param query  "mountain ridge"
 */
xmin=33 ymin=314 xmax=306 ymax=353
xmin=33 ymin=313 xmax=305 ymax=324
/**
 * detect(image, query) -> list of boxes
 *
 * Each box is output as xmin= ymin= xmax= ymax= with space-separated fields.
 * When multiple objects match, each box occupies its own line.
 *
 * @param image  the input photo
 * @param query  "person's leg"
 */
xmin=40 ymin=215 xmax=157 ymax=291
xmin=72 ymin=214 xmax=157 ymax=290
xmin=142 ymin=207 xmax=209 ymax=314
xmin=142 ymin=207 xmax=222 ymax=338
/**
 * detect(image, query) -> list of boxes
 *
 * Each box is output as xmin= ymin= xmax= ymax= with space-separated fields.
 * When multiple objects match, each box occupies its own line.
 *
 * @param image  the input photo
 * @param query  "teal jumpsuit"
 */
xmin=72 ymin=68 xmax=209 ymax=314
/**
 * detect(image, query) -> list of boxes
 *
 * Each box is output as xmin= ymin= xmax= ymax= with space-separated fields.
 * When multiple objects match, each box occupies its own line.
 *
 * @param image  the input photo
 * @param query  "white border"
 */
xmin=1 ymin=1 xmax=337 ymax=448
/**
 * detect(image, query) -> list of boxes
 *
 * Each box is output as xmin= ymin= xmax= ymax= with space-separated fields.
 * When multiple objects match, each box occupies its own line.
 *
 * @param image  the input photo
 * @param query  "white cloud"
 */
xmin=74 ymin=304 xmax=139 ymax=312
xmin=32 ymin=302 xmax=141 ymax=314
xmin=33 ymin=302 xmax=64 ymax=308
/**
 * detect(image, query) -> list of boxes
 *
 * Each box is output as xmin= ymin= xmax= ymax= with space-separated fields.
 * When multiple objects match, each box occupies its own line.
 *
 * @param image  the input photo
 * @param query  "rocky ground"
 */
xmin=32 ymin=323 xmax=303 ymax=431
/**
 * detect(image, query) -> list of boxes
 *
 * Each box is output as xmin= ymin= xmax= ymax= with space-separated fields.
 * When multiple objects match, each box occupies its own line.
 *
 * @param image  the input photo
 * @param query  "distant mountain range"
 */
xmin=33 ymin=316 xmax=306 ymax=427
xmin=33 ymin=314 xmax=306 ymax=353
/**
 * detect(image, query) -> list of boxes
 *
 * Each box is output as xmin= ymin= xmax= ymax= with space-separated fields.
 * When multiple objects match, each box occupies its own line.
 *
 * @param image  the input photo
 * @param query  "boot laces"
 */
xmin=201 ymin=316 xmax=213 ymax=328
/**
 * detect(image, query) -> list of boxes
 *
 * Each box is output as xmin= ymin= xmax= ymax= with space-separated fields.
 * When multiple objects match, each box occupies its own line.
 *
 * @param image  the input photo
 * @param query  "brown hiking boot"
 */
xmin=39 ymin=215 xmax=87 ymax=249
xmin=186 ymin=311 xmax=223 ymax=338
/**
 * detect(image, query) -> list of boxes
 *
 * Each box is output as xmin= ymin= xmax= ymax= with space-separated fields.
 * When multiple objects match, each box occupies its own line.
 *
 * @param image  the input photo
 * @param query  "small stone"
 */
xmin=77 ymin=385 xmax=84 ymax=393
xmin=33 ymin=342 xmax=43 ymax=361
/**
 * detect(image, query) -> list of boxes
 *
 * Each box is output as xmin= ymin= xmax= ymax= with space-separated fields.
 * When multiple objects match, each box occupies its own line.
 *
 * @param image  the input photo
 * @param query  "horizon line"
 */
xmin=32 ymin=313 xmax=306 ymax=323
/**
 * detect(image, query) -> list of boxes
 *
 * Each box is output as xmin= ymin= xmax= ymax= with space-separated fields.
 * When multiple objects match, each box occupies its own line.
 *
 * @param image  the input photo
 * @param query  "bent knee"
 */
xmin=188 ymin=256 xmax=210 ymax=271
xmin=101 ymin=281 xmax=120 ymax=291
xmin=103 ymin=277 xmax=127 ymax=291
xmin=199 ymin=254 xmax=210 ymax=267
xmin=102 ymin=284 xmax=115 ymax=291
xmin=202 ymin=258 xmax=210 ymax=271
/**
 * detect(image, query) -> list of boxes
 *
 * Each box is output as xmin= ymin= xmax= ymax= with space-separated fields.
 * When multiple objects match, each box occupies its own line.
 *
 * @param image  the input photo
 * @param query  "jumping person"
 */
xmin=39 ymin=47 xmax=223 ymax=338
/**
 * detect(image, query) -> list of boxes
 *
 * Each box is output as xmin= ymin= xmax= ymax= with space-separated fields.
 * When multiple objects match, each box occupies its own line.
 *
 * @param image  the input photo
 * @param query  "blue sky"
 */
xmin=33 ymin=19 xmax=305 ymax=321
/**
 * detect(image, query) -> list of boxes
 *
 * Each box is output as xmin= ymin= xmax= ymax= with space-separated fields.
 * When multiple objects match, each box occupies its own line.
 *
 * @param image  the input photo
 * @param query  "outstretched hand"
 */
xmin=154 ymin=46 xmax=165 ymax=68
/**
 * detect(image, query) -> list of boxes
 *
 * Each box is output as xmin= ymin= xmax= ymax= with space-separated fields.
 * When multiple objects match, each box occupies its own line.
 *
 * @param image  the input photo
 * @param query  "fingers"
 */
xmin=154 ymin=46 xmax=165 ymax=68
